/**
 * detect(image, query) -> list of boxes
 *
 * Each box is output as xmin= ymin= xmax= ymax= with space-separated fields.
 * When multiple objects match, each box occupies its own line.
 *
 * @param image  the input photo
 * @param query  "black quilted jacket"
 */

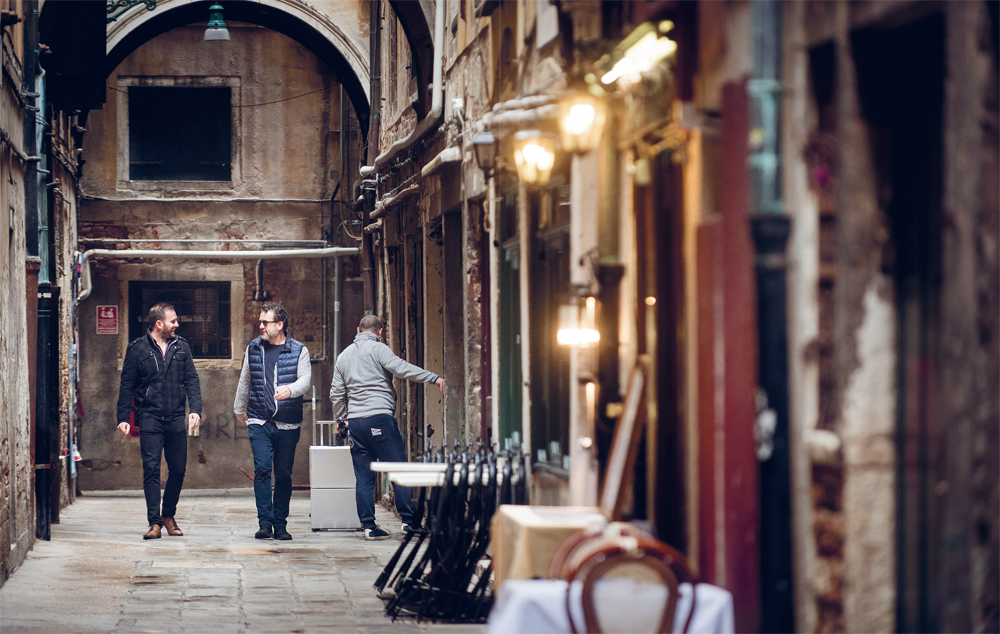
xmin=116 ymin=333 xmax=203 ymax=423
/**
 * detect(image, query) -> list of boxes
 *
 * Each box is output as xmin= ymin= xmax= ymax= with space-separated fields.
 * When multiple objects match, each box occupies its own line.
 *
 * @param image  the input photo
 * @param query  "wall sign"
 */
xmin=97 ymin=305 xmax=118 ymax=335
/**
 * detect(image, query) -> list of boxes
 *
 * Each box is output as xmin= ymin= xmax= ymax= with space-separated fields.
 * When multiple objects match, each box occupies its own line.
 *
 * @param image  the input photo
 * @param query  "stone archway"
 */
xmin=105 ymin=0 xmax=370 ymax=126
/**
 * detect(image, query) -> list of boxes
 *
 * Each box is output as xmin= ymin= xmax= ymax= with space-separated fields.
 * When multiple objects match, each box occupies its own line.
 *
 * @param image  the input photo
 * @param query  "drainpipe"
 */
xmin=253 ymin=259 xmax=269 ymax=301
xmin=35 ymin=53 xmax=55 ymax=542
xmin=370 ymin=0 xmax=444 ymax=172
xmin=362 ymin=0 xmax=382 ymax=311
xmin=749 ymin=1 xmax=793 ymax=631
xmin=77 ymin=247 xmax=360 ymax=302
xmin=334 ymin=84 xmax=346 ymax=363
xmin=20 ymin=0 xmax=47 ymax=541
xmin=23 ymin=0 xmax=38 ymax=257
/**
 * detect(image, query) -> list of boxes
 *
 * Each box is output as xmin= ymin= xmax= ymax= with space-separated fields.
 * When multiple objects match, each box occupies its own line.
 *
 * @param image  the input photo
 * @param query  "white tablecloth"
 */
xmin=487 ymin=579 xmax=734 ymax=634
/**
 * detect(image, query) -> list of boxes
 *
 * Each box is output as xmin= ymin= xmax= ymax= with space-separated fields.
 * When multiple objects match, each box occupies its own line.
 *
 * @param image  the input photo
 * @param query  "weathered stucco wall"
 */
xmin=52 ymin=110 xmax=84 ymax=513
xmin=0 ymin=40 xmax=35 ymax=583
xmin=939 ymin=2 xmax=999 ymax=631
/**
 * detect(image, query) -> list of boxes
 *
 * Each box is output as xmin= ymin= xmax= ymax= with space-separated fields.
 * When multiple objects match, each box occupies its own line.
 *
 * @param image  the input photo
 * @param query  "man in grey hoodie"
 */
xmin=330 ymin=314 xmax=445 ymax=540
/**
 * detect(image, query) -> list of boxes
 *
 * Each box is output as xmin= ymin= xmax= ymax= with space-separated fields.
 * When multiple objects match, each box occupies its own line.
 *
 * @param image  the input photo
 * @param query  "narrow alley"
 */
xmin=0 ymin=492 xmax=485 ymax=634
xmin=1 ymin=1 xmax=996 ymax=632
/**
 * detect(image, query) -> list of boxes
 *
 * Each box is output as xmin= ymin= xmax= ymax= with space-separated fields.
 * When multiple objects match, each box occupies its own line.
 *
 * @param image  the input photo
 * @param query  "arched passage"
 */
xmin=105 ymin=0 xmax=370 ymax=131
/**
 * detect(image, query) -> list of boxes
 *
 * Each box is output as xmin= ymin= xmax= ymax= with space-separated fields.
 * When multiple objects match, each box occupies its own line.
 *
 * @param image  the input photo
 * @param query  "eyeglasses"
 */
xmin=258 ymin=320 xmax=277 ymax=326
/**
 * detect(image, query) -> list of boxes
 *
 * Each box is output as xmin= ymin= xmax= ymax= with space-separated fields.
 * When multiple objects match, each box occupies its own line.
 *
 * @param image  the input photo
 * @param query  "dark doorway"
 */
xmin=409 ymin=238 xmax=425 ymax=454
xmin=498 ymin=185 xmax=522 ymax=449
xmin=853 ymin=13 xmax=945 ymax=633
xmin=649 ymin=152 xmax=686 ymax=549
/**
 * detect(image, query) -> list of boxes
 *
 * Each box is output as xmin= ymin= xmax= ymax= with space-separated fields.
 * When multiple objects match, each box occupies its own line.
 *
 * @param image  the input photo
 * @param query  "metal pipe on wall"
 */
xmin=362 ymin=0 xmax=382 ymax=312
xmin=254 ymin=259 xmax=268 ymax=302
xmin=334 ymin=83 xmax=347 ymax=364
xmin=370 ymin=0 xmax=444 ymax=173
xmin=76 ymin=247 xmax=360 ymax=302
xmin=749 ymin=1 xmax=793 ymax=631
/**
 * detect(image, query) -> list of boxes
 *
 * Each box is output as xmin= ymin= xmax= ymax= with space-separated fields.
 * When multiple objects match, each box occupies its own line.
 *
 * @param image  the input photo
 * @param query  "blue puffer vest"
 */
xmin=246 ymin=336 xmax=305 ymax=424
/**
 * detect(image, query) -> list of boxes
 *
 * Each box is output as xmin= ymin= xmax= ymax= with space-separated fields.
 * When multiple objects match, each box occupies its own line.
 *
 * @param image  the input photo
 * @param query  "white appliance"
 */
xmin=310 ymin=421 xmax=361 ymax=531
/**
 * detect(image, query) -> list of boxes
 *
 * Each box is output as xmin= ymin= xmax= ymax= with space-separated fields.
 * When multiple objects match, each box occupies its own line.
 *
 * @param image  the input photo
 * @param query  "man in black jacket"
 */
xmin=116 ymin=302 xmax=202 ymax=540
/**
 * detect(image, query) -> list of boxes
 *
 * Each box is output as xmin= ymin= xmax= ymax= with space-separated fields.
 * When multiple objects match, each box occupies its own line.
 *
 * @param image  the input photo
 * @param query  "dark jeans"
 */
xmin=139 ymin=415 xmax=187 ymax=527
xmin=248 ymin=421 xmax=301 ymax=530
xmin=349 ymin=414 xmax=413 ymax=529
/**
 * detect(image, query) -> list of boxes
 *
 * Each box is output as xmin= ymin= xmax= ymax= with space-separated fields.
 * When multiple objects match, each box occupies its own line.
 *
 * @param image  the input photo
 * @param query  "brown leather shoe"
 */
xmin=162 ymin=517 xmax=183 ymax=536
xmin=143 ymin=524 xmax=162 ymax=540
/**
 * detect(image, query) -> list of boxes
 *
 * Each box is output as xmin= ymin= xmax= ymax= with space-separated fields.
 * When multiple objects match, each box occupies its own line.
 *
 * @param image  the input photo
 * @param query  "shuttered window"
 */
xmin=128 ymin=87 xmax=231 ymax=181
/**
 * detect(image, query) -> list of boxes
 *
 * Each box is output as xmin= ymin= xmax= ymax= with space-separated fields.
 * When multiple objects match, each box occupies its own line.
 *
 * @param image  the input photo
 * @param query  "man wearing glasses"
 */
xmin=233 ymin=302 xmax=311 ymax=540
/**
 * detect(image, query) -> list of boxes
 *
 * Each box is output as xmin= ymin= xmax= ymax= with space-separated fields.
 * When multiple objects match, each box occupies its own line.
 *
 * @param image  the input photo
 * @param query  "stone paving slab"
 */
xmin=0 ymin=494 xmax=488 ymax=634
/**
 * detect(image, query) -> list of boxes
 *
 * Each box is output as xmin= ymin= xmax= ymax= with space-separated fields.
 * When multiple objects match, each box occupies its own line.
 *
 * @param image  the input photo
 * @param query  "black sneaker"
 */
xmin=255 ymin=524 xmax=273 ymax=539
xmin=401 ymin=523 xmax=416 ymax=534
xmin=365 ymin=526 xmax=390 ymax=541
xmin=273 ymin=527 xmax=292 ymax=541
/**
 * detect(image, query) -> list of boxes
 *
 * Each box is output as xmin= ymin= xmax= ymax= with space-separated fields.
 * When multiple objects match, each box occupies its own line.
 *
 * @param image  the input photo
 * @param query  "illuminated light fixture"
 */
xmin=634 ymin=157 xmax=652 ymax=185
xmin=645 ymin=296 xmax=656 ymax=306
xmin=601 ymin=28 xmax=677 ymax=85
xmin=558 ymin=94 xmax=607 ymax=154
xmin=204 ymin=3 xmax=230 ymax=41
xmin=471 ymin=129 xmax=497 ymax=172
xmin=557 ymin=297 xmax=600 ymax=347
xmin=513 ymin=130 xmax=556 ymax=186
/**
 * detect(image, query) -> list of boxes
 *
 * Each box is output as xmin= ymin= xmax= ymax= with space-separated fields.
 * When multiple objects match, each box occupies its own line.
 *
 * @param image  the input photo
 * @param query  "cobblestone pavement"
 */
xmin=0 ymin=492 xmax=488 ymax=634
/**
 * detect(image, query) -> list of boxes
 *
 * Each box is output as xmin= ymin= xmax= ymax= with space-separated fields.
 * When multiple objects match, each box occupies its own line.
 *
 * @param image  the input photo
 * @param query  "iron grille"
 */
xmin=128 ymin=281 xmax=231 ymax=358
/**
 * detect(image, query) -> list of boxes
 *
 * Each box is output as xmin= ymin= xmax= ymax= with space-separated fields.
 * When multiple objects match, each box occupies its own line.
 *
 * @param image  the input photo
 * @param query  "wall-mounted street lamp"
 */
xmin=513 ymin=130 xmax=556 ymax=186
xmin=558 ymin=94 xmax=607 ymax=155
xmin=471 ymin=129 xmax=497 ymax=172
xmin=557 ymin=296 xmax=600 ymax=347
xmin=204 ymin=3 xmax=230 ymax=41
xmin=601 ymin=21 xmax=676 ymax=86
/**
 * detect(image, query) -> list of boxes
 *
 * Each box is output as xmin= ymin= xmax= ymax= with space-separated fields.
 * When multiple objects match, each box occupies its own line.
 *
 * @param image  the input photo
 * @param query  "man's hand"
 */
xmin=275 ymin=386 xmax=292 ymax=401
xmin=435 ymin=377 xmax=446 ymax=394
xmin=117 ymin=422 xmax=130 ymax=436
xmin=236 ymin=413 xmax=248 ymax=425
xmin=188 ymin=413 xmax=201 ymax=431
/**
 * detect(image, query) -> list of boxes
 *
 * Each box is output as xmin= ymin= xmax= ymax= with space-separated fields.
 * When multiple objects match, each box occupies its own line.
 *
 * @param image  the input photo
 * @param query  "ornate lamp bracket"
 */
xmin=107 ymin=0 xmax=157 ymax=24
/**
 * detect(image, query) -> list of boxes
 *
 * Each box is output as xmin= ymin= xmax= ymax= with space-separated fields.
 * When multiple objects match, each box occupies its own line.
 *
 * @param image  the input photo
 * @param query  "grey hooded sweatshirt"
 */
xmin=330 ymin=332 xmax=439 ymax=420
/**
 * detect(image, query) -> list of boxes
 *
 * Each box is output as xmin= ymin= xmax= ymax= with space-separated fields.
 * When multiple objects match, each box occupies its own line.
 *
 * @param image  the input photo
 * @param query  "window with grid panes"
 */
xmin=128 ymin=282 xmax=231 ymax=358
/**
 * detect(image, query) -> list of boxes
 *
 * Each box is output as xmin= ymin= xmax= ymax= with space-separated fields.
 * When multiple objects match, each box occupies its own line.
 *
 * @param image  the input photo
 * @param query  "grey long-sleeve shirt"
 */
xmin=330 ymin=332 xmax=439 ymax=420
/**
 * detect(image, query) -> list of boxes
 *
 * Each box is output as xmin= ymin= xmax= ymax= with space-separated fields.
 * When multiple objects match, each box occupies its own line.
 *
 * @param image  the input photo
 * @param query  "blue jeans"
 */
xmin=248 ymin=421 xmax=301 ymax=529
xmin=349 ymin=414 xmax=413 ymax=529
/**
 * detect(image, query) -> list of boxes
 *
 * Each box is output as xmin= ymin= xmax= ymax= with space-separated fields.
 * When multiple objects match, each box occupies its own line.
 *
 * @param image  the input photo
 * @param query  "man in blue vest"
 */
xmin=233 ymin=302 xmax=311 ymax=540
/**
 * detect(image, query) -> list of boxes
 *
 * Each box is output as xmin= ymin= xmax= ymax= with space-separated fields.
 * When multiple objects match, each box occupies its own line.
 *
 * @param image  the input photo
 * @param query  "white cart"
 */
xmin=310 ymin=421 xmax=362 ymax=531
